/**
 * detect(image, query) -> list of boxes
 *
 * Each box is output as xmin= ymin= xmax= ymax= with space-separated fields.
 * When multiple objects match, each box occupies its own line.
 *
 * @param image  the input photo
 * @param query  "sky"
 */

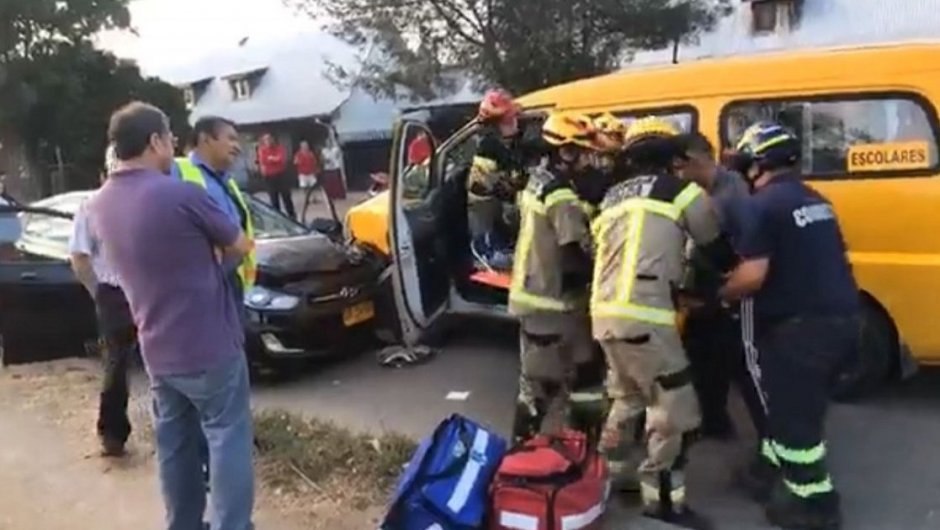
xmin=95 ymin=0 xmax=319 ymax=75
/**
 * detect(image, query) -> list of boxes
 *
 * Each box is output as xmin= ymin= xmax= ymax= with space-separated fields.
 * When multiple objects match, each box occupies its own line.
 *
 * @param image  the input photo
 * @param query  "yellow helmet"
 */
xmin=542 ymin=112 xmax=599 ymax=150
xmin=623 ymin=116 xmax=679 ymax=148
xmin=593 ymin=113 xmax=627 ymax=151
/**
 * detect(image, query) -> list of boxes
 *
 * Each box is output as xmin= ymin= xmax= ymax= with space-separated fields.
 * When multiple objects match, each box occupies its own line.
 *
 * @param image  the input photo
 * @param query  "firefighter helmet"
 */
xmin=623 ymin=116 xmax=680 ymax=148
xmin=478 ymin=89 xmax=520 ymax=122
xmin=733 ymin=121 xmax=801 ymax=173
xmin=542 ymin=112 xmax=600 ymax=150
xmin=594 ymin=113 xmax=627 ymax=151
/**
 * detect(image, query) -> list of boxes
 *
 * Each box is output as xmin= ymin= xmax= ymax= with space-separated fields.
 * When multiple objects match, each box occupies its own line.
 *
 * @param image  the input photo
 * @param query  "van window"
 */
xmin=611 ymin=107 xmax=697 ymax=134
xmin=723 ymin=94 xmax=940 ymax=178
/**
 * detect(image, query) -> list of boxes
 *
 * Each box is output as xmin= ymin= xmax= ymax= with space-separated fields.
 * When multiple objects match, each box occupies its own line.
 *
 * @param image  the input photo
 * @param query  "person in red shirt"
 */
xmin=407 ymin=132 xmax=432 ymax=165
xmin=256 ymin=133 xmax=296 ymax=219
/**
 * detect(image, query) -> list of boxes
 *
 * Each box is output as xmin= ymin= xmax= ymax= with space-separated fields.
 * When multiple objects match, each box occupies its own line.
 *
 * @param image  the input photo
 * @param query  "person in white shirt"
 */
xmin=69 ymin=145 xmax=136 ymax=457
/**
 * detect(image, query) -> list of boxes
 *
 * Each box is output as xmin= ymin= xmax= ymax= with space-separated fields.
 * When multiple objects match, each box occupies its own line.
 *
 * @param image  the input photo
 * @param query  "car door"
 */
xmin=388 ymin=120 xmax=451 ymax=345
xmin=0 ymin=197 xmax=98 ymax=365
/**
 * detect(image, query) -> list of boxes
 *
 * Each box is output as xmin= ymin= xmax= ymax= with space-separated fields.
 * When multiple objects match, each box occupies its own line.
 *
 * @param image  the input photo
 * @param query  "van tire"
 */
xmin=831 ymin=297 xmax=896 ymax=402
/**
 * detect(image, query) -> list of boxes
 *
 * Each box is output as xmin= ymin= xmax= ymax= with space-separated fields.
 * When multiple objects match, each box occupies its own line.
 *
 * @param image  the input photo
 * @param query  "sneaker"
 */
xmin=765 ymin=484 xmax=841 ymax=530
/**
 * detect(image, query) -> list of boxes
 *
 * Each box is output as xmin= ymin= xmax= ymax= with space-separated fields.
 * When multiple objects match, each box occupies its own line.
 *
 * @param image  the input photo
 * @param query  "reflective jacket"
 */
xmin=176 ymin=158 xmax=257 ymax=289
xmin=590 ymin=173 xmax=721 ymax=339
xmin=509 ymin=167 xmax=593 ymax=327
xmin=468 ymin=132 xmax=530 ymax=204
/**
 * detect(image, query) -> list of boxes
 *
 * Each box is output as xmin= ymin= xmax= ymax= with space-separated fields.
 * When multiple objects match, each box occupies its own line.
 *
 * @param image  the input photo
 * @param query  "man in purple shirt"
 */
xmin=89 ymin=101 xmax=255 ymax=530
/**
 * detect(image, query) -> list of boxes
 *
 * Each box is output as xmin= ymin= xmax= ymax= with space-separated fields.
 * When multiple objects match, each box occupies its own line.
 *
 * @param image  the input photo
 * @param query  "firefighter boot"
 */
xmin=765 ymin=481 xmax=842 ymax=530
xmin=641 ymin=471 xmax=713 ymax=530
xmin=735 ymin=446 xmax=780 ymax=503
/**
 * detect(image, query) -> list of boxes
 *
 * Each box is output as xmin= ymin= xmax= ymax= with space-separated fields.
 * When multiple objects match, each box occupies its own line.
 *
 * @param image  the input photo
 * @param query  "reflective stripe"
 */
xmin=771 ymin=440 xmax=826 ymax=465
xmin=761 ymin=438 xmax=781 ymax=467
xmin=594 ymin=197 xmax=679 ymax=227
xmin=544 ymin=188 xmax=580 ymax=209
xmin=560 ymin=500 xmax=606 ymax=530
xmin=499 ymin=511 xmax=539 ymax=530
xmin=471 ymin=155 xmax=498 ymax=173
xmin=640 ymin=482 xmax=686 ymax=506
xmin=509 ymin=189 xmax=576 ymax=312
xmin=509 ymin=290 xmax=569 ymax=311
xmin=673 ymin=183 xmax=704 ymax=213
xmin=617 ymin=208 xmax=645 ymax=302
xmin=446 ymin=429 xmax=490 ymax=513
xmin=591 ymin=302 xmax=676 ymax=326
xmin=784 ymin=476 xmax=834 ymax=498
xmin=569 ymin=391 xmax=605 ymax=403
xmin=754 ymin=135 xmax=791 ymax=155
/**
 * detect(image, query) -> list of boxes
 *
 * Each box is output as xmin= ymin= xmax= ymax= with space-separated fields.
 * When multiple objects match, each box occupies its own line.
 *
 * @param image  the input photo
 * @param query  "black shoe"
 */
xmin=644 ymin=506 xmax=714 ymax=530
xmin=734 ymin=456 xmax=778 ymax=503
xmin=100 ymin=437 xmax=126 ymax=458
xmin=765 ymin=483 xmax=842 ymax=530
xmin=701 ymin=413 xmax=736 ymax=441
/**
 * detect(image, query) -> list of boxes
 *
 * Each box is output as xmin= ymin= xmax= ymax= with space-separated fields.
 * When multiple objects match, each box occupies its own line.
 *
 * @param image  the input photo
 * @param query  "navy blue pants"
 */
xmin=756 ymin=315 xmax=858 ymax=500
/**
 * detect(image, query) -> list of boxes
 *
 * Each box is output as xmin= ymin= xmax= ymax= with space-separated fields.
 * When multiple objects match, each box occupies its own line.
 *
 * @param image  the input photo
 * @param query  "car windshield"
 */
xmin=247 ymin=196 xmax=309 ymax=239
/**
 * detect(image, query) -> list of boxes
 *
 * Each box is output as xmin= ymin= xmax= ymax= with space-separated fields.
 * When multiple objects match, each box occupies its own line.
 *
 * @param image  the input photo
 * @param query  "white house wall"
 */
xmin=632 ymin=0 xmax=940 ymax=66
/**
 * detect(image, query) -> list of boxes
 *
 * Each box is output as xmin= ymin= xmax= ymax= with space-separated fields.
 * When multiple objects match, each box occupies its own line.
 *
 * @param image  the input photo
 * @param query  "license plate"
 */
xmin=342 ymin=301 xmax=375 ymax=326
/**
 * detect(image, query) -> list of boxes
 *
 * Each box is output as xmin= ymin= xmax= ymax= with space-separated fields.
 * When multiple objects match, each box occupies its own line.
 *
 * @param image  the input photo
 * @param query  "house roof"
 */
xmin=155 ymin=30 xmax=360 ymax=126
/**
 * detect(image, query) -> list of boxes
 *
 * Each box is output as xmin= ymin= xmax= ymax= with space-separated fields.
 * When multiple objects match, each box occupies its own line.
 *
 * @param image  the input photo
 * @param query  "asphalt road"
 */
xmin=251 ymin=321 xmax=940 ymax=530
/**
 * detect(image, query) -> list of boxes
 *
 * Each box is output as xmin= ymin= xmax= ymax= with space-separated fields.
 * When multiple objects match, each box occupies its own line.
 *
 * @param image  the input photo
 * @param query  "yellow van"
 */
xmin=348 ymin=42 xmax=940 ymax=396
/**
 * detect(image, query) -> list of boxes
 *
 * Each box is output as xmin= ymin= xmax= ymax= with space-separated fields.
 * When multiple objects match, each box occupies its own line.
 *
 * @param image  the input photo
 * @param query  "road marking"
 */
xmin=446 ymin=391 xmax=471 ymax=401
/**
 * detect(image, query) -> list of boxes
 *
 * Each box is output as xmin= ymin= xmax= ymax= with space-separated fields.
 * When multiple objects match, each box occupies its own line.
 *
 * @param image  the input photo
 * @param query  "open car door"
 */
xmin=388 ymin=120 xmax=451 ymax=345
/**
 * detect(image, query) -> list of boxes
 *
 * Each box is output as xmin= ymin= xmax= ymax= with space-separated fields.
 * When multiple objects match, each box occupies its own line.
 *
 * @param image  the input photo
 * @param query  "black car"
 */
xmin=0 ymin=191 xmax=387 ymax=373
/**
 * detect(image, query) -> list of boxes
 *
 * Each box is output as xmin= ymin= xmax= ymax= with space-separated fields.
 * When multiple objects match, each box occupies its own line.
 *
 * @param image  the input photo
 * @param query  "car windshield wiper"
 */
xmin=0 ymin=204 xmax=73 ymax=219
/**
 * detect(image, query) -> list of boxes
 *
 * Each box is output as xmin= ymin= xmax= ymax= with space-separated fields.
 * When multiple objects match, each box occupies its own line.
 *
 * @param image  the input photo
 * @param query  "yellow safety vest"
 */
xmin=175 ymin=158 xmax=257 ymax=288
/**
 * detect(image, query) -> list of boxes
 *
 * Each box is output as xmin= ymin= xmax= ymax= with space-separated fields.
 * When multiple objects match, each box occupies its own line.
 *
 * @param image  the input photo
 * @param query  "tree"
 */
xmin=0 ymin=0 xmax=131 ymax=61
xmin=4 ymin=42 xmax=189 ymax=194
xmin=284 ymin=0 xmax=731 ymax=99
xmin=0 ymin=0 xmax=186 ymax=196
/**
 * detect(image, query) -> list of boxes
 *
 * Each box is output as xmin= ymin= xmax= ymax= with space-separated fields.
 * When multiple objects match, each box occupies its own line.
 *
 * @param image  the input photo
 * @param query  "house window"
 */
xmin=231 ymin=78 xmax=252 ymax=100
xmin=750 ymin=0 xmax=802 ymax=35
xmin=183 ymin=87 xmax=196 ymax=109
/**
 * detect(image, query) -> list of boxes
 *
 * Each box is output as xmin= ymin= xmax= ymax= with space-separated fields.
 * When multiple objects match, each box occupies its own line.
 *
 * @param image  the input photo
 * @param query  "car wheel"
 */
xmin=831 ymin=298 xmax=896 ymax=402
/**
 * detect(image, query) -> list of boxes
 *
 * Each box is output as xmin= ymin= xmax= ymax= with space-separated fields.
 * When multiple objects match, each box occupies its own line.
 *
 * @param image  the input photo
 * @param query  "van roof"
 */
xmin=517 ymin=41 xmax=940 ymax=111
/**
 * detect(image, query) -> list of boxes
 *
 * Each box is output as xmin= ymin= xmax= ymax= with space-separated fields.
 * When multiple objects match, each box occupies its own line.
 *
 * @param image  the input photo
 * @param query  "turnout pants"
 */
xmin=600 ymin=325 xmax=700 ymax=514
xmin=751 ymin=313 xmax=857 ymax=504
xmin=514 ymin=314 xmax=592 ymax=442
xmin=95 ymin=284 xmax=136 ymax=446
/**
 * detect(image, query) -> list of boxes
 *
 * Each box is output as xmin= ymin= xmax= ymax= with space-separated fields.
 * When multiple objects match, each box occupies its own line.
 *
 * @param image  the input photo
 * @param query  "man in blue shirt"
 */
xmin=720 ymin=122 xmax=860 ymax=530
xmin=172 ymin=117 xmax=248 ymax=302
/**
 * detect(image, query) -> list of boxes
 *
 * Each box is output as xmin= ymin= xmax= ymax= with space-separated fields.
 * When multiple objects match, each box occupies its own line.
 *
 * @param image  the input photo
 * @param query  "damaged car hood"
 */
xmin=255 ymin=233 xmax=363 ymax=275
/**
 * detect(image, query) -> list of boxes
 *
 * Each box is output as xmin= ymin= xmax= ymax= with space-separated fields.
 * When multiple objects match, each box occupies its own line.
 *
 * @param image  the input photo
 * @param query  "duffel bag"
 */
xmin=490 ymin=429 xmax=609 ymax=530
xmin=382 ymin=414 xmax=508 ymax=530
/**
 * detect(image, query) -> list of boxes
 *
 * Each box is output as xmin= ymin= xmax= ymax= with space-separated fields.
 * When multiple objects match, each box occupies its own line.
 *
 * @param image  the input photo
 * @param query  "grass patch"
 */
xmin=253 ymin=410 xmax=416 ymax=508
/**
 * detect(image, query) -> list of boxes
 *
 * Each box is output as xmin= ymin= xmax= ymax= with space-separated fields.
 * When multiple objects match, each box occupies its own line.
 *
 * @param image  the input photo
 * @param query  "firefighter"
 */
xmin=468 ymin=89 xmax=526 ymax=269
xmin=509 ymin=111 xmax=602 ymax=443
xmin=720 ymin=122 xmax=859 ymax=530
xmin=591 ymin=116 xmax=735 ymax=526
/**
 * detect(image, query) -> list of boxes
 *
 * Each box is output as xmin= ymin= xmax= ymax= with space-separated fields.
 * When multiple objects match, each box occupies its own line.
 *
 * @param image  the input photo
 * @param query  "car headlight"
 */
xmin=244 ymin=286 xmax=300 ymax=311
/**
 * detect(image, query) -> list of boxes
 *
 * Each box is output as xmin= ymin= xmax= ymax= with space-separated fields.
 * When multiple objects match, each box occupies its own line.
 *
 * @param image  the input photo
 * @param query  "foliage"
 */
xmin=285 ymin=0 xmax=732 ymax=99
xmin=0 ymin=0 xmax=131 ymax=61
xmin=0 ymin=0 xmax=187 ymax=195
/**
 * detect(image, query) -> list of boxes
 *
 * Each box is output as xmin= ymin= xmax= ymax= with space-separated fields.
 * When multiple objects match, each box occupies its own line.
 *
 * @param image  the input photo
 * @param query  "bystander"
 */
xmin=69 ymin=144 xmax=137 ymax=457
xmin=90 ymin=101 xmax=256 ymax=530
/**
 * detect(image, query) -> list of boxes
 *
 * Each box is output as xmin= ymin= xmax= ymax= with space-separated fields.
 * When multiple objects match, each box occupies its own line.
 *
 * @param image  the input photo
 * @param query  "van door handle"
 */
xmin=20 ymin=272 xmax=38 ymax=281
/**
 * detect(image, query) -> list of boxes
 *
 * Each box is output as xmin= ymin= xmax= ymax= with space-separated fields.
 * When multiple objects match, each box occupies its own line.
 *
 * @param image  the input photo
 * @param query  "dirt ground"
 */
xmin=0 ymin=359 xmax=384 ymax=530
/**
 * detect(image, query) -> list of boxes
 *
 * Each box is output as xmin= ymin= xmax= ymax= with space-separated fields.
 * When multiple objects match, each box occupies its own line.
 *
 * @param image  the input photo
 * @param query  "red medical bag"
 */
xmin=489 ymin=429 xmax=609 ymax=530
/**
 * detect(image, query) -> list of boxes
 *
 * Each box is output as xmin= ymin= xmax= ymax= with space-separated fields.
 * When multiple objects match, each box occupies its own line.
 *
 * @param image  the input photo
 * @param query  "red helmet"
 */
xmin=478 ymin=89 xmax=520 ymax=122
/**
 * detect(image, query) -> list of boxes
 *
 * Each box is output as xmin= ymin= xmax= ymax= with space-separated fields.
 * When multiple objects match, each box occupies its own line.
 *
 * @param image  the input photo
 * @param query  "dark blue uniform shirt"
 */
xmin=735 ymin=173 xmax=859 ymax=326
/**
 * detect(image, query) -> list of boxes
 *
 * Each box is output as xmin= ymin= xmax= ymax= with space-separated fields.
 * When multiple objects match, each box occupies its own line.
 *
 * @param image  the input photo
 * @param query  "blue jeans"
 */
xmin=151 ymin=354 xmax=255 ymax=530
